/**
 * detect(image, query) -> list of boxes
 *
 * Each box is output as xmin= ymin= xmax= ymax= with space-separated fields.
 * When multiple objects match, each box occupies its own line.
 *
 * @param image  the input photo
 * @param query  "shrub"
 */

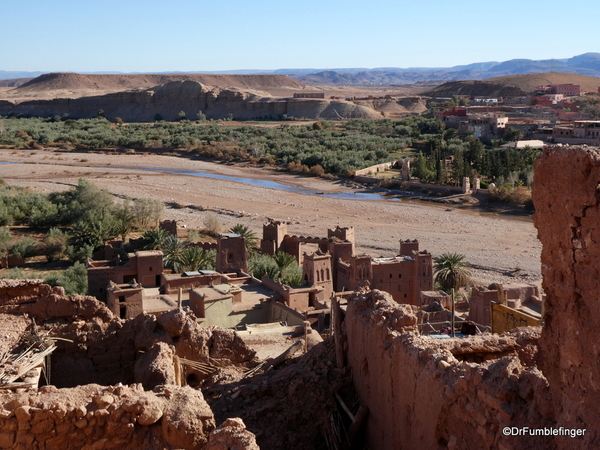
xmin=186 ymin=230 xmax=201 ymax=243
xmin=488 ymin=185 xmax=532 ymax=206
xmin=66 ymin=244 xmax=94 ymax=263
xmin=203 ymin=213 xmax=221 ymax=236
xmin=43 ymin=228 xmax=68 ymax=262
xmin=9 ymin=238 xmax=38 ymax=261
xmin=248 ymin=253 xmax=279 ymax=280
xmin=308 ymin=165 xmax=325 ymax=177
xmin=44 ymin=261 xmax=88 ymax=295
xmin=132 ymin=198 xmax=164 ymax=229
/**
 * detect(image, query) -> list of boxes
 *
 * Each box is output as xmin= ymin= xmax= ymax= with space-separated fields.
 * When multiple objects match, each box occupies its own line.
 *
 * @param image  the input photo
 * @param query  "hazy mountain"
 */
xmin=0 ymin=70 xmax=44 ymax=80
xmin=2 ymin=53 xmax=600 ymax=85
xmin=291 ymin=53 xmax=600 ymax=85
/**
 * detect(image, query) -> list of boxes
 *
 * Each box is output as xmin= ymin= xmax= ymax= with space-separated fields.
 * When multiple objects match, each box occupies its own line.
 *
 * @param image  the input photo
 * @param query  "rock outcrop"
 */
xmin=0 ymin=79 xmax=382 ymax=121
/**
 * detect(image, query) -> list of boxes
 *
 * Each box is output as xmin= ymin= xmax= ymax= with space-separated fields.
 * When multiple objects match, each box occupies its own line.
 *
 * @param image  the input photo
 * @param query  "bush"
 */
xmin=132 ymin=198 xmax=164 ymax=229
xmin=43 ymin=228 xmax=68 ymax=262
xmin=9 ymin=238 xmax=38 ymax=260
xmin=308 ymin=165 xmax=325 ymax=177
xmin=44 ymin=261 xmax=88 ymax=295
xmin=248 ymin=253 xmax=279 ymax=280
xmin=203 ymin=213 xmax=221 ymax=236
xmin=66 ymin=244 xmax=94 ymax=263
xmin=488 ymin=185 xmax=532 ymax=206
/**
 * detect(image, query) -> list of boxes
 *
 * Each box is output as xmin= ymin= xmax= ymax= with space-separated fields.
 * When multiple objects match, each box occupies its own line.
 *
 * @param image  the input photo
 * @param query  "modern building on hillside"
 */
xmin=458 ymin=114 xmax=508 ymax=139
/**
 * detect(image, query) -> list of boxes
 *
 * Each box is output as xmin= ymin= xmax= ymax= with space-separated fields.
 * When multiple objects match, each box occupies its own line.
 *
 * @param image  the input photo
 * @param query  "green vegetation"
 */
xmin=0 ymin=179 xmax=167 ymax=293
xmin=248 ymin=251 xmax=302 ymax=287
xmin=229 ymin=224 xmax=258 ymax=254
xmin=0 ymin=114 xmax=541 ymax=202
xmin=44 ymin=261 xmax=88 ymax=295
xmin=173 ymin=246 xmax=216 ymax=273
xmin=0 ymin=116 xmax=408 ymax=176
xmin=576 ymin=95 xmax=600 ymax=119
xmin=433 ymin=252 xmax=472 ymax=292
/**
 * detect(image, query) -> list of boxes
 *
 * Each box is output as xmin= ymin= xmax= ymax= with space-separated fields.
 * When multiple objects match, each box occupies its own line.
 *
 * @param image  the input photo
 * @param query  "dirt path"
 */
xmin=0 ymin=148 xmax=542 ymax=286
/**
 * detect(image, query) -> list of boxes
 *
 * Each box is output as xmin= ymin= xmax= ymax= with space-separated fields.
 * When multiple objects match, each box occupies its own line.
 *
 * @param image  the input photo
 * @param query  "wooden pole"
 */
xmin=341 ymin=404 xmax=369 ymax=450
xmin=332 ymin=294 xmax=345 ymax=368
xmin=451 ymin=288 xmax=455 ymax=337
xmin=303 ymin=320 xmax=310 ymax=354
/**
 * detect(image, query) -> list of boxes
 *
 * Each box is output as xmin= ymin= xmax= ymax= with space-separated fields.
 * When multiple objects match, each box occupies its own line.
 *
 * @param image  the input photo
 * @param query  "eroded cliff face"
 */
xmin=533 ymin=146 xmax=600 ymax=440
xmin=0 ymin=80 xmax=382 ymax=121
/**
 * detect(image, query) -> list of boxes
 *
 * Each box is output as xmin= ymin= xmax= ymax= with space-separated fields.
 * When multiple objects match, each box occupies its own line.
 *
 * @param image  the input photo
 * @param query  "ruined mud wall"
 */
xmin=344 ymin=289 xmax=552 ymax=450
xmin=533 ymin=146 xmax=600 ymax=443
xmin=204 ymin=337 xmax=351 ymax=450
xmin=0 ymin=280 xmax=256 ymax=389
xmin=0 ymin=384 xmax=215 ymax=450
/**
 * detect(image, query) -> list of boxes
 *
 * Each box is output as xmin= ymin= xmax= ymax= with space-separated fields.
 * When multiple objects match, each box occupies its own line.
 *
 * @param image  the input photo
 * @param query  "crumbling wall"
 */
xmin=345 ymin=289 xmax=552 ymax=450
xmin=0 ymin=280 xmax=256 ymax=389
xmin=533 ymin=145 xmax=600 ymax=445
xmin=206 ymin=418 xmax=259 ymax=450
xmin=204 ymin=337 xmax=352 ymax=450
xmin=0 ymin=384 xmax=215 ymax=450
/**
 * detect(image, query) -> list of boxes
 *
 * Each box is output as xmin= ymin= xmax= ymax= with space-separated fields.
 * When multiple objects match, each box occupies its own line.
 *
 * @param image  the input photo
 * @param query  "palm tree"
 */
xmin=161 ymin=235 xmax=188 ymax=271
xmin=142 ymin=228 xmax=170 ymax=250
xmin=433 ymin=252 xmax=472 ymax=291
xmin=272 ymin=251 xmax=296 ymax=278
xmin=229 ymin=224 xmax=258 ymax=254
xmin=174 ymin=247 xmax=215 ymax=273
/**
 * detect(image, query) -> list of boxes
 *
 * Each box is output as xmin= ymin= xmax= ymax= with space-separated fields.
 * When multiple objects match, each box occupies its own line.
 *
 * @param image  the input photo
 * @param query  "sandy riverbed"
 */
xmin=0 ymin=148 xmax=542 ymax=286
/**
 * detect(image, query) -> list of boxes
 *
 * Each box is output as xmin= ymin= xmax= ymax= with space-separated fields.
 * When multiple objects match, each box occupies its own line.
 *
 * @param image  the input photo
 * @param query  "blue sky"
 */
xmin=3 ymin=0 xmax=598 ymax=72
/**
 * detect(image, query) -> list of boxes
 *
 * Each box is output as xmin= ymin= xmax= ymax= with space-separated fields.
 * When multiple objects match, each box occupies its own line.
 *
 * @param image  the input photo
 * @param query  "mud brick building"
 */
xmin=87 ymin=250 xmax=163 ymax=300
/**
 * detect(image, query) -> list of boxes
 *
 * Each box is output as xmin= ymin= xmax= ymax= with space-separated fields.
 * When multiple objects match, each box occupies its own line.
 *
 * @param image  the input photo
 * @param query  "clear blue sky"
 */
xmin=3 ymin=0 xmax=598 ymax=73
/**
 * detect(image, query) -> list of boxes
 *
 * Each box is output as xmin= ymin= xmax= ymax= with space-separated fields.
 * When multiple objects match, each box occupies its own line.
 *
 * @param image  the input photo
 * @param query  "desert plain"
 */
xmin=0 ymin=148 xmax=541 ymax=287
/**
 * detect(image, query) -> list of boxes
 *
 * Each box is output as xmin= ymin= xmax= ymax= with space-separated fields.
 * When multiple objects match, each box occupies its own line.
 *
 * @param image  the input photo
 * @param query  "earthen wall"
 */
xmin=533 ymin=145 xmax=600 ymax=439
xmin=345 ymin=289 xmax=552 ymax=450
xmin=161 ymin=273 xmax=222 ymax=295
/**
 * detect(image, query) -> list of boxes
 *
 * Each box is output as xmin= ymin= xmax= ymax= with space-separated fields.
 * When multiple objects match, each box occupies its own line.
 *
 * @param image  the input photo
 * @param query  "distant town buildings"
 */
xmin=293 ymin=92 xmax=325 ymax=99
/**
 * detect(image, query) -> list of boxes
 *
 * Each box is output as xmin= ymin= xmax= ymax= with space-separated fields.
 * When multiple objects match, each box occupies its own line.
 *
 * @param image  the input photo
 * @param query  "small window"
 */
xmin=389 ymin=274 xmax=392 ymax=279
xmin=398 ymin=274 xmax=402 ymax=278
xmin=149 ymin=267 xmax=153 ymax=272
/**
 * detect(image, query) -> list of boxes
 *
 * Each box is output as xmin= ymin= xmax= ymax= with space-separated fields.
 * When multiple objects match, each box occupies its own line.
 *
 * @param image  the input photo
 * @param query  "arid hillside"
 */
xmin=11 ymin=72 xmax=306 ymax=99
xmin=420 ymin=72 xmax=600 ymax=97
xmin=0 ymin=72 xmax=424 ymax=121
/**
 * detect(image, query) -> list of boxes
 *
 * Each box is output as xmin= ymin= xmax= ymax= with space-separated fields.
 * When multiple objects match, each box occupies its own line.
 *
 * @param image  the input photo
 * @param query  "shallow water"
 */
xmin=129 ymin=166 xmax=402 ymax=201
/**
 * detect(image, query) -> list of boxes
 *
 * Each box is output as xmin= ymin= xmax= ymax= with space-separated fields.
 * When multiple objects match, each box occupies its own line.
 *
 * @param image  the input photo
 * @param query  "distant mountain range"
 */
xmin=2 ymin=53 xmax=600 ymax=85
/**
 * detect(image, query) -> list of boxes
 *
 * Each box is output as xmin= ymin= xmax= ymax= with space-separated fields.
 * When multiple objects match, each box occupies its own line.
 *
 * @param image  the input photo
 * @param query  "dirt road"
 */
xmin=0 ymin=148 xmax=541 ymax=286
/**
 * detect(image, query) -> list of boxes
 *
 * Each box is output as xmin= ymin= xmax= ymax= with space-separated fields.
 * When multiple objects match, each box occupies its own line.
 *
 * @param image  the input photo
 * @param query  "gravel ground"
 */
xmin=0 ymin=148 xmax=542 ymax=286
